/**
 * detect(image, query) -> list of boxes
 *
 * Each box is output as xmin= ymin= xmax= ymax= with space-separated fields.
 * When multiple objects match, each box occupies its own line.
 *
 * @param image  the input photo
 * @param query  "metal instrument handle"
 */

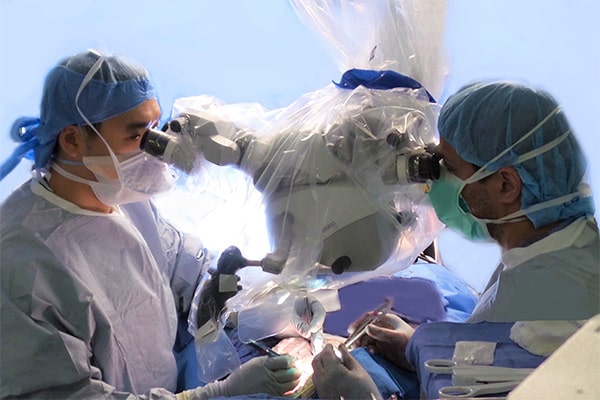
xmin=438 ymin=381 xmax=521 ymax=398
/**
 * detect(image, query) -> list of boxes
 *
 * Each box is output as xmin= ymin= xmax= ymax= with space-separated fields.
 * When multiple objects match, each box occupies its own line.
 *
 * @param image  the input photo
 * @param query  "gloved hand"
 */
xmin=278 ymin=295 xmax=326 ymax=339
xmin=312 ymin=344 xmax=383 ymax=400
xmin=349 ymin=312 xmax=416 ymax=371
xmin=176 ymin=355 xmax=300 ymax=400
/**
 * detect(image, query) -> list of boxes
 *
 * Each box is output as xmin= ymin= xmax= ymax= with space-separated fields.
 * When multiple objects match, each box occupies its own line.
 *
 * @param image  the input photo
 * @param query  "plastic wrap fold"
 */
xmin=153 ymin=0 xmax=448 ymax=343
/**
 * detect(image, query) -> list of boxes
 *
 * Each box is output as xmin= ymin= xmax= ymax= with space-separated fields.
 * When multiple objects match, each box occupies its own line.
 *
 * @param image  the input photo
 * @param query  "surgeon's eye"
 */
xmin=439 ymin=160 xmax=451 ymax=172
xmin=129 ymin=133 xmax=143 ymax=141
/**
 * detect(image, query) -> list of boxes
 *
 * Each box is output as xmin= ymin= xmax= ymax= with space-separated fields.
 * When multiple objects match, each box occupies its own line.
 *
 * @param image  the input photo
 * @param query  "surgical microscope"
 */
xmin=140 ymin=105 xmax=440 ymax=278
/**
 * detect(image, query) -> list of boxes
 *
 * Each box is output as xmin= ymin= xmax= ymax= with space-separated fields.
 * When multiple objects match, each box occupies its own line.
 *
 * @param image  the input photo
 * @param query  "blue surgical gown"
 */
xmin=0 ymin=177 xmax=210 ymax=399
xmin=467 ymin=216 xmax=600 ymax=322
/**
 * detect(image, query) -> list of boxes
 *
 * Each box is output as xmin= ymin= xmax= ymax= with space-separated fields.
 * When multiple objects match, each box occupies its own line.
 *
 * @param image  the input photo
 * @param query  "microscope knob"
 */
xmin=331 ymin=255 xmax=352 ymax=275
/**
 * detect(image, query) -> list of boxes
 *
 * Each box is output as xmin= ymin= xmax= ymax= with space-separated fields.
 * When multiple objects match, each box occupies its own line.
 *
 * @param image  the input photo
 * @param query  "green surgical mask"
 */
xmin=428 ymin=166 xmax=492 ymax=241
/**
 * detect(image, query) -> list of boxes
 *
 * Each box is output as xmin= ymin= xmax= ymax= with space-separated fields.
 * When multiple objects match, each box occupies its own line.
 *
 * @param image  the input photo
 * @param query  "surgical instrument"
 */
xmin=438 ymin=381 xmax=522 ymax=398
xmin=344 ymin=297 xmax=394 ymax=348
xmin=248 ymin=339 xmax=281 ymax=358
xmin=424 ymin=358 xmax=534 ymax=398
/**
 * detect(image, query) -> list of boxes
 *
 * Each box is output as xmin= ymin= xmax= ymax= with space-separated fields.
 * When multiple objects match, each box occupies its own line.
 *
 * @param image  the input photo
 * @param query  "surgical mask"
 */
xmin=51 ymin=54 xmax=176 ymax=206
xmin=428 ymin=166 xmax=492 ymax=241
xmin=52 ymin=151 xmax=176 ymax=206
xmin=429 ymin=107 xmax=583 ymax=241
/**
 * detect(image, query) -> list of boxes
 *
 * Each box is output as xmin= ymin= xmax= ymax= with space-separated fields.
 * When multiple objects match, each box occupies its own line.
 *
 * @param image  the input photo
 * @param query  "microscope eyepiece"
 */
xmin=140 ymin=127 xmax=196 ymax=173
xmin=405 ymin=151 xmax=440 ymax=183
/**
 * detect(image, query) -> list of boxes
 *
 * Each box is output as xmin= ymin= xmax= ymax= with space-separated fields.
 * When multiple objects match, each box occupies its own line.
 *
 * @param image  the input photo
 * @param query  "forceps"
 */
xmin=344 ymin=297 xmax=393 ymax=348
xmin=424 ymin=359 xmax=534 ymax=398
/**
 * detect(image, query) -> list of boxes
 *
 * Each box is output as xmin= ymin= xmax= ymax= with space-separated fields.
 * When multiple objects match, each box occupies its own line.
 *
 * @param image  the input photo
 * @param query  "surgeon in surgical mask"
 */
xmin=310 ymin=80 xmax=600 ymax=400
xmin=0 ymin=50 xmax=304 ymax=399
xmin=428 ymin=80 xmax=598 ymax=323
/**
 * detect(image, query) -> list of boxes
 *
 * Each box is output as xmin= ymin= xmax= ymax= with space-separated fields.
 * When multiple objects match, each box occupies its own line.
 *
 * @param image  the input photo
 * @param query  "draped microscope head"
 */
xmin=140 ymin=106 xmax=440 ymax=275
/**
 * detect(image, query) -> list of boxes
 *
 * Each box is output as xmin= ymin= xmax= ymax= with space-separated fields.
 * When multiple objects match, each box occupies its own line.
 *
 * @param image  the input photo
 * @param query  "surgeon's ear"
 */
xmin=497 ymin=167 xmax=522 ymax=205
xmin=57 ymin=125 xmax=86 ymax=158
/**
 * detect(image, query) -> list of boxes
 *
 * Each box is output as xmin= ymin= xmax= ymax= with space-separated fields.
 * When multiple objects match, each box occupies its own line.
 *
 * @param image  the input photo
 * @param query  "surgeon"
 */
xmin=0 ymin=50 xmax=327 ymax=399
xmin=310 ymin=80 xmax=600 ymax=399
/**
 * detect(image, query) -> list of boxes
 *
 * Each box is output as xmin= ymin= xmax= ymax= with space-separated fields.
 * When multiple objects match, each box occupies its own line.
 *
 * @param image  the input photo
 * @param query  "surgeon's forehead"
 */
xmin=112 ymin=99 xmax=160 ymax=126
xmin=437 ymin=138 xmax=466 ymax=170
xmin=436 ymin=138 xmax=454 ymax=160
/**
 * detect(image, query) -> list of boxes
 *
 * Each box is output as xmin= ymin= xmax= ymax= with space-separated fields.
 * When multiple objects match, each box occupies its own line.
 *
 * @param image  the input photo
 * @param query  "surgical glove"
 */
xmin=177 ymin=355 xmax=300 ymax=400
xmin=312 ymin=344 xmax=382 ymax=400
xmin=349 ymin=313 xmax=415 ymax=371
xmin=279 ymin=295 xmax=326 ymax=339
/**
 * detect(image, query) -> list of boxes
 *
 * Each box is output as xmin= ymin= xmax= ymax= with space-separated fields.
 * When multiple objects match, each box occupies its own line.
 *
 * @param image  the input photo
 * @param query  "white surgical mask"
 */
xmin=52 ymin=152 xmax=176 ymax=206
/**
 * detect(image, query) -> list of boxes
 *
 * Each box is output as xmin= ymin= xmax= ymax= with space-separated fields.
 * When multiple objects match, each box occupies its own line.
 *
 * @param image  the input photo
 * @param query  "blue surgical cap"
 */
xmin=1 ymin=50 xmax=157 ymax=179
xmin=438 ymin=81 xmax=594 ymax=228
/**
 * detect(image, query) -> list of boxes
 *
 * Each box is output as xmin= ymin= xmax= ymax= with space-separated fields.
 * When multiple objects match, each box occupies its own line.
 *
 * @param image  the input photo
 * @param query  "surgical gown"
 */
xmin=0 ymin=177 xmax=211 ymax=399
xmin=468 ymin=216 xmax=600 ymax=322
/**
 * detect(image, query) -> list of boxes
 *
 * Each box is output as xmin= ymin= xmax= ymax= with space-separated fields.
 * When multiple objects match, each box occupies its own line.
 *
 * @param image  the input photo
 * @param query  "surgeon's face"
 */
xmin=436 ymin=138 xmax=498 ymax=219
xmin=85 ymin=99 xmax=161 ymax=156
xmin=436 ymin=139 xmax=477 ymax=180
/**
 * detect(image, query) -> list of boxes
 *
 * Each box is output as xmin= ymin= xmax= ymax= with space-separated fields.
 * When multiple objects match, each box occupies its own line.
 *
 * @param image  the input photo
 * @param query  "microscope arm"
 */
xmin=178 ymin=112 xmax=242 ymax=166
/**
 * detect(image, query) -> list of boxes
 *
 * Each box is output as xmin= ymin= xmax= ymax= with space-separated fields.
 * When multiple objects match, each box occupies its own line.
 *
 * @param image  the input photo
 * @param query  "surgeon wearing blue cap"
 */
xmin=429 ymin=81 xmax=598 ymax=323
xmin=310 ymin=80 xmax=599 ymax=400
xmin=0 ymin=50 xmax=301 ymax=399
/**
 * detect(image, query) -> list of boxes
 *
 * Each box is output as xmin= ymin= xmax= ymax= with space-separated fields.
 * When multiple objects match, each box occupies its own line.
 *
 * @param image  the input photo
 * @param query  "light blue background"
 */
xmin=1 ymin=0 xmax=598 ymax=292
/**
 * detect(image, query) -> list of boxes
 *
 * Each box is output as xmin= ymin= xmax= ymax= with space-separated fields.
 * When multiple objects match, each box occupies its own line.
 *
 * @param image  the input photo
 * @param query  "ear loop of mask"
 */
xmin=74 ymin=55 xmax=123 ymax=181
xmin=461 ymin=107 xmax=588 ymax=224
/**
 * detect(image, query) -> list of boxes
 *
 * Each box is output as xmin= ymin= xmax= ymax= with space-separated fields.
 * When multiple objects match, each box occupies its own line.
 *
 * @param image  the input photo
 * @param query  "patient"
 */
xmin=311 ymin=80 xmax=599 ymax=399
